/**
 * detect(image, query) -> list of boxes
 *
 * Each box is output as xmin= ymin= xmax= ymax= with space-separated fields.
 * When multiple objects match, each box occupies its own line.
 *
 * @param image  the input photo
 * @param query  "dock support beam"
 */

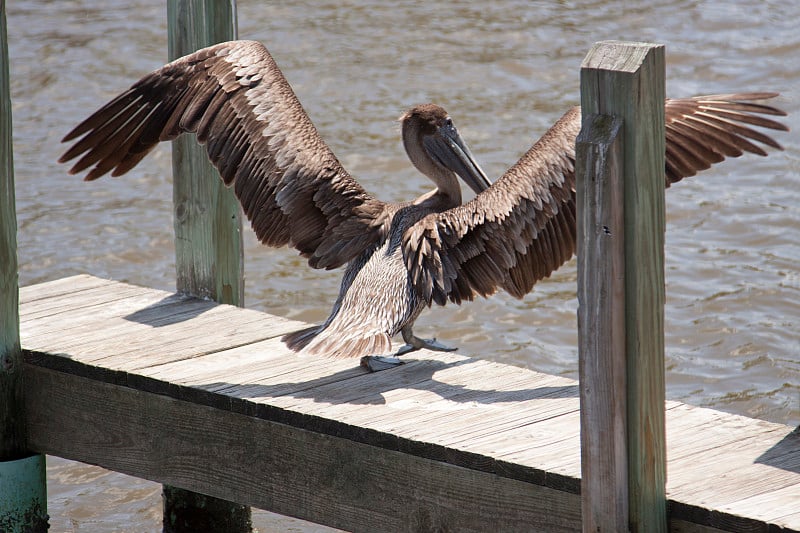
xmin=577 ymin=41 xmax=667 ymax=532
xmin=0 ymin=1 xmax=48 ymax=531
xmin=165 ymin=1 xmax=249 ymax=532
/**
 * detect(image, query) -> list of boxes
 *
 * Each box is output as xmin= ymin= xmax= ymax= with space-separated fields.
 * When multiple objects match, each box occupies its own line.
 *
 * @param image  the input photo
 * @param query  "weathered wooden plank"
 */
xmin=453 ymin=407 xmax=580 ymax=458
xmin=581 ymin=40 xmax=667 ymax=533
xmin=727 ymin=482 xmax=799 ymax=523
xmin=19 ymin=285 xmax=181 ymax=328
xmin=669 ymin=501 xmax=796 ymax=533
xmin=664 ymin=412 xmax=796 ymax=511
xmin=139 ymin=337 xmax=302 ymax=383
xmin=22 ymin=282 xmax=585 ymax=493
xmin=663 ymin=406 xmax=799 ymax=529
xmin=276 ymin=361 xmax=581 ymax=489
xmin=666 ymin=407 xmax=792 ymax=465
xmin=280 ymin=356 xmax=529 ymax=412
xmin=17 ymin=274 xmax=117 ymax=303
xmin=576 ymin=112 xmax=627 ymax=532
xmin=87 ymin=309 xmax=300 ymax=371
xmin=20 ymin=281 xmax=303 ymax=375
xmin=25 ymin=365 xmax=583 ymax=533
xmin=670 ymin=458 xmax=799 ymax=510
xmin=351 ymin=373 xmax=577 ymax=449
xmin=18 ymin=275 xmax=800 ymax=531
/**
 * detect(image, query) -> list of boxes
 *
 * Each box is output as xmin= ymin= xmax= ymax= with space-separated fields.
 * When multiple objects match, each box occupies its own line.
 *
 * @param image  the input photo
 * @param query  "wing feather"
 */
xmin=406 ymin=93 xmax=787 ymax=305
xmin=60 ymin=40 xmax=388 ymax=270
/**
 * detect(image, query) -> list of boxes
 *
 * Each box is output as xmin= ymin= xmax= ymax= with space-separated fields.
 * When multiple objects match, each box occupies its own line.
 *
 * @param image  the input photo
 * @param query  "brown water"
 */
xmin=7 ymin=0 xmax=799 ymax=531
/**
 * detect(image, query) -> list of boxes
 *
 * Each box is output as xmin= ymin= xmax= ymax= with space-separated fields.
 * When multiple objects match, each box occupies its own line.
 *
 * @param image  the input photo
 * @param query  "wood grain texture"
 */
xmin=25 ymin=365 xmax=583 ymax=533
xmin=168 ymin=0 xmax=243 ymax=306
xmin=18 ymin=276 xmax=800 ymax=532
xmin=581 ymin=41 xmax=668 ymax=533
xmin=0 ymin=0 xmax=24 ymax=460
xmin=577 ymin=113 xmax=627 ymax=532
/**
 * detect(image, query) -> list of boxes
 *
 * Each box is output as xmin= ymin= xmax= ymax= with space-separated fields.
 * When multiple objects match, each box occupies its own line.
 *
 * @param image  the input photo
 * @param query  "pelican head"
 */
xmin=400 ymin=104 xmax=491 ymax=203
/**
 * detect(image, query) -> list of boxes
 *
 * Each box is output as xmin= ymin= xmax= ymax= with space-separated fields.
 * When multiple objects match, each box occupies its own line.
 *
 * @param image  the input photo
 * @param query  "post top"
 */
xmin=581 ymin=40 xmax=665 ymax=73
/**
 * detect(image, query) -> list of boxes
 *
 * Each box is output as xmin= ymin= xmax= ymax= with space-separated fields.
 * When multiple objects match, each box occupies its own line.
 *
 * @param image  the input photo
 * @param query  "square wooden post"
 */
xmin=169 ymin=0 xmax=244 ymax=305
xmin=577 ymin=41 xmax=667 ymax=533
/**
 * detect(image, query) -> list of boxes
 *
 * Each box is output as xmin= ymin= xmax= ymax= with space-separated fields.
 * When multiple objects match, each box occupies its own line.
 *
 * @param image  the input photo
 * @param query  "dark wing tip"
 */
xmin=61 ymin=116 xmax=94 ymax=144
xmin=61 ymin=130 xmax=79 ymax=144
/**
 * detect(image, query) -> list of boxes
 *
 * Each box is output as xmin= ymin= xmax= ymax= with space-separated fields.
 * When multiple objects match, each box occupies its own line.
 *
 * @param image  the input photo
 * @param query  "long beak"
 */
xmin=424 ymin=122 xmax=492 ymax=194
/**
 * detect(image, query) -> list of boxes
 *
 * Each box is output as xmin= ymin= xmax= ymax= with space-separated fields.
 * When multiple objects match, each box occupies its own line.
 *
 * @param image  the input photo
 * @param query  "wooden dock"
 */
xmin=19 ymin=274 xmax=800 ymax=532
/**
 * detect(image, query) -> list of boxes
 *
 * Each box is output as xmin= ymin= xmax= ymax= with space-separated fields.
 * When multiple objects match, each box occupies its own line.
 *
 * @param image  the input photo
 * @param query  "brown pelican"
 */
xmin=59 ymin=40 xmax=788 ymax=371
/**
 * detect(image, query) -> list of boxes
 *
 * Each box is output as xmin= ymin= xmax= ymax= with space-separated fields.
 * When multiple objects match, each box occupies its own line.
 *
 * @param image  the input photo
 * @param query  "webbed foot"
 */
xmin=360 ymin=355 xmax=405 ymax=372
xmin=396 ymin=338 xmax=457 ymax=355
xmin=399 ymin=325 xmax=458 ymax=355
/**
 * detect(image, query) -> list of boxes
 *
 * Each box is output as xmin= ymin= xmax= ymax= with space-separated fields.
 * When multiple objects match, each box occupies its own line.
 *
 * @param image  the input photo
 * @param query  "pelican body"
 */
xmin=59 ymin=40 xmax=788 ymax=370
xmin=288 ymin=203 xmax=438 ymax=360
xmin=284 ymin=107 xmax=493 ymax=362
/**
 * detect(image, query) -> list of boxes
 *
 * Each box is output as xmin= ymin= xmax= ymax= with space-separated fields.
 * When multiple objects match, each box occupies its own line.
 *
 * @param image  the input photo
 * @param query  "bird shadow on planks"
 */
xmin=755 ymin=425 xmax=800 ymax=474
xmin=195 ymin=356 xmax=579 ymax=408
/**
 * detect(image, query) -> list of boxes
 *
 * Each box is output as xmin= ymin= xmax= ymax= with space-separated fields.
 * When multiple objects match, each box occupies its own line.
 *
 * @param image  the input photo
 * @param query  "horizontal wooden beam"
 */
xmin=25 ymin=364 xmax=581 ymax=533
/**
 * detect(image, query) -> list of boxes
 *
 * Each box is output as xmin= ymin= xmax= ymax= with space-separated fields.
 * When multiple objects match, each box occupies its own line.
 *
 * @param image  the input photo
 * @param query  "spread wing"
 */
xmin=405 ymin=94 xmax=788 ymax=306
xmin=664 ymin=93 xmax=787 ymax=185
xmin=60 ymin=40 xmax=388 ymax=270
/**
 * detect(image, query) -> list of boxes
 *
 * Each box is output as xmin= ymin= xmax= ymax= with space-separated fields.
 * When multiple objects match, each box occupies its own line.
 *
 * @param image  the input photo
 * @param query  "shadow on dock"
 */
xmin=197 ymin=360 xmax=578 ymax=407
xmin=757 ymin=426 xmax=800 ymax=474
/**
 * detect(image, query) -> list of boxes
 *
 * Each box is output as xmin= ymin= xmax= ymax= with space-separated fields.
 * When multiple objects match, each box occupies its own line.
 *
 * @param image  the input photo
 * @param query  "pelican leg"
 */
xmin=397 ymin=325 xmax=457 ymax=355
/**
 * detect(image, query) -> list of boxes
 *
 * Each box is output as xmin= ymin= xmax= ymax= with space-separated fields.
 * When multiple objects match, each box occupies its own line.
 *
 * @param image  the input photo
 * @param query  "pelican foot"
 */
xmin=361 ymin=355 xmax=405 ymax=372
xmin=397 ymin=337 xmax=457 ymax=355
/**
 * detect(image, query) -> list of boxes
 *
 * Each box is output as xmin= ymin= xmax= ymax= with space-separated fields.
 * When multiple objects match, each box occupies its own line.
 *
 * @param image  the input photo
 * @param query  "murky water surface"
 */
xmin=7 ymin=0 xmax=799 ymax=530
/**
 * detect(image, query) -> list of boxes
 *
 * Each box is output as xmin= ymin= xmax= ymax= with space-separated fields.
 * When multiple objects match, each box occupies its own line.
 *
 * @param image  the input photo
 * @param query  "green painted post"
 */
xmin=164 ymin=1 xmax=250 ymax=532
xmin=0 ymin=1 xmax=48 ymax=531
xmin=579 ymin=41 xmax=667 ymax=532
xmin=0 ymin=456 xmax=47 ymax=532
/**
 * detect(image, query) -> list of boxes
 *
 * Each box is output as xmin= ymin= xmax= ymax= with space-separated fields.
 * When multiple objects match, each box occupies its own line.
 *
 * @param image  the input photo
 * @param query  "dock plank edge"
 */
xmin=23 ymin=349 xmax=797 ymax=532
xmin=23 ymin=363 xmax=582 ymax=532
xmin=22 ymin=348 xmax=579 ymax=494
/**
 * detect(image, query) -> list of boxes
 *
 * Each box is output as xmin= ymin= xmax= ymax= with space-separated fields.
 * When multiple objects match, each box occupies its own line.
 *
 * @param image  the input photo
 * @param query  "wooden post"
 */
xmin=0 ymin=1 xmax=48 ymax=530
xmin=164 ymin=1 xmax=250 ymax=532
xmin=577 ymin=114 xmax=627 ymax=531
xmin=577 ymin=41 xmax=667 ymax=532
xmin=169 ymin=0 xmax=244 ymax=305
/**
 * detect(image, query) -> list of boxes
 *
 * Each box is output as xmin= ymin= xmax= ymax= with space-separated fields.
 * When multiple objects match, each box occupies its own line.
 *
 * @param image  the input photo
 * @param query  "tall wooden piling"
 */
xmin=164 ymin=1 xmax=249 ymax=532
xmin=577 ymin=41 xmax=667 ymax=532
xmin=0 ymin=1 xmax=48 ymax=531
xmin=168 ymin=0 xmax=244 ymax=305
xmin=577 ymin=114 xmax=627 ymax=530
